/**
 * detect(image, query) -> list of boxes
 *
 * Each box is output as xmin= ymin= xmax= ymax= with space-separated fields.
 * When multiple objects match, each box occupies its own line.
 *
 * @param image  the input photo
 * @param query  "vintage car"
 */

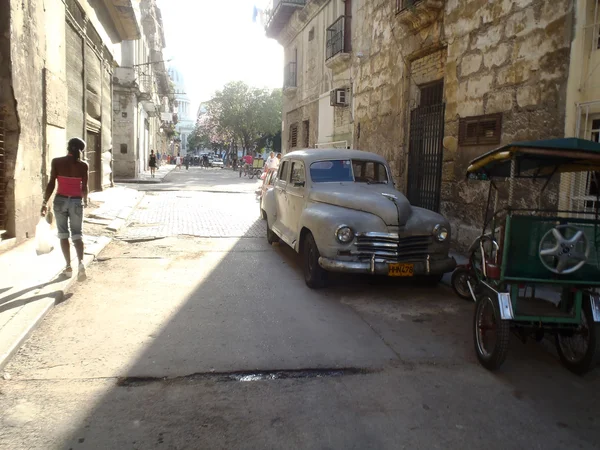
xmin=262 ymin=149 xmax=456 ymax=288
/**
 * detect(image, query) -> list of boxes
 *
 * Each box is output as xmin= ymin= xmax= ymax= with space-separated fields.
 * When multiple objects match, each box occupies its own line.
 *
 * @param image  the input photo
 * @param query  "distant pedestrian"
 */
xmin=149 ymin=150 xmax=157 ymax=178
xmin=176 ymin=154 xmax=182 ymax=170
xmin=41 ymin=137 xmax=89 ymax=281
xmin=185 ymin=155 xmax=190 ymax=170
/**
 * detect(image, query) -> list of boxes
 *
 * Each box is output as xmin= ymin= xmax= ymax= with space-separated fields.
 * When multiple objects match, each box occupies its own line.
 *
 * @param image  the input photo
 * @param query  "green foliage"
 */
xmin=192 ymin=82 xmax=282 ymax=153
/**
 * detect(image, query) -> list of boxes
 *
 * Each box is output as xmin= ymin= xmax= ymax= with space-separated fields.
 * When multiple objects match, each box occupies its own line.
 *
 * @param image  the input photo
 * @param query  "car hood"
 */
xmin=308 ymin=183 xmax=412 ymax=226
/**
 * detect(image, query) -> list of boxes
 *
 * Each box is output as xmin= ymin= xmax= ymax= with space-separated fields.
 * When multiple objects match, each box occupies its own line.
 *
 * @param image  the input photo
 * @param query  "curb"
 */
xmin=0 ymin=194 xmax=145 ymax=372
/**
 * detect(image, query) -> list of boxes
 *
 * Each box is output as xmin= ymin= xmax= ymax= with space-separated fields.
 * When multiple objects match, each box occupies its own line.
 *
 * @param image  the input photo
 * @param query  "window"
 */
xmin=419 ymin=81 xmax=443 ymax=107
xmin=309 ymin=159 xmax=388 ymax=183
xmin=120 ymin=143 xmax=128 ymax=154
xmin=290 ymin=124 xmax=298 ymax=148
xmin=278 ymin=161 xmax=290 ymax=182
xmin=308 ymin=27 xmax=315 ymax=41
xmin=458 ymin=113 xmax=502 ymax=146
xmin=396 ymin=0 xmax=421 ymax=13
xmin=352 ymin=160 xmax=389 ymax=183
xmin=303 ymin=120 xmax=310 ymax=147
xmin=290 ymin=161 xmax=306 ymax=185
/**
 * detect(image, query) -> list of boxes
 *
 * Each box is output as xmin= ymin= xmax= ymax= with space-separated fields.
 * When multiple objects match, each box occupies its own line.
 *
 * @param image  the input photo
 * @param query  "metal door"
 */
xmin=406 ymin=102 xmax=445 ymax=212
xmin=86 ymin=131 xmax=100 ymax=191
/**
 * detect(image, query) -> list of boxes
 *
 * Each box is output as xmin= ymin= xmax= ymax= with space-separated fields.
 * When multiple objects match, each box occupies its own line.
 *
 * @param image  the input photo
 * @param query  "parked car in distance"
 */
xmin=262 ymin=149 xmax=456 ymax=288
xmin=212 ymin=157 xmax=224 ymax=168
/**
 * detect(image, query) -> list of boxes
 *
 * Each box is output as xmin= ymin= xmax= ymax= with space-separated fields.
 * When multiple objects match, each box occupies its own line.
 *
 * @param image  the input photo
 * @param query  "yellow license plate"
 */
xmin=388 ymin=263 xmax=414 ymax=277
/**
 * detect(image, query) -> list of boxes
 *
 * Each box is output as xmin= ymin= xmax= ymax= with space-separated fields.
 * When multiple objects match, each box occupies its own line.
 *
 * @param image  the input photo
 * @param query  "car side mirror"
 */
xmin=293 ymin=181 xmax=305 ymax=187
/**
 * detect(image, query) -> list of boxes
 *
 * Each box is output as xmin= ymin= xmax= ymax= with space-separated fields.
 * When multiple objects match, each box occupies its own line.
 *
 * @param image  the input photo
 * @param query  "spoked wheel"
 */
xmin=302 ymin=232 xmax=327 ymax=289
xmin=473 ymin=294 xmax=510 ymax=370
xmin=556 ymin=298 xmax=600 ymax=375
xmin=451 ymin=267 xmax=477 ymax=301
xmin=249 ymin=170 xmax=255 ymax=180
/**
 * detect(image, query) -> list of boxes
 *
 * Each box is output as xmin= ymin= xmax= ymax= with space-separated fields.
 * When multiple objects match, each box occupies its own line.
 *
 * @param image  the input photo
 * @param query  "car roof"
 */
xmin=282 ymin=148 xmax=388 ymax=164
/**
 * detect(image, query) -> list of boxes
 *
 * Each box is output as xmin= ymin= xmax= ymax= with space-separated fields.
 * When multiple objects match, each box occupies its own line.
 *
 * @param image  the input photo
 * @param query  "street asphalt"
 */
xmin=0 ymin=167 xmax=599 ymax=450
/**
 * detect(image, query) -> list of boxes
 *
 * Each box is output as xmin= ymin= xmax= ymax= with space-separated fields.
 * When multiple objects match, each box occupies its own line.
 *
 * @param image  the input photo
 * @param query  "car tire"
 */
xmin=556 ymin=297 xmax=600 ymax=375
xmin=267 ymin=223 xmax=279 ymax=244
xmin=303 ymin=232 xmax=328 ymax=289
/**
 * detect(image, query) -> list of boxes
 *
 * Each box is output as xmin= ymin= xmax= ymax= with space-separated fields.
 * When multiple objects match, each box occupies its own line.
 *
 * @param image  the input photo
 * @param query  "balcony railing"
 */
xmin=284 ymin=61 xmax=297 ymax=89
xmin=265 ymin=0 xmax=306 ymax=39
xmin=326 ymin=16 xmax=348 ymax=61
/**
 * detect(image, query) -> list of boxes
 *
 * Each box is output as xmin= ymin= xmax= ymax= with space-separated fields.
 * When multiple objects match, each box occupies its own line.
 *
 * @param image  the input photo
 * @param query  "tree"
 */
xmin=191 ymin=81 xmax=282 ymax=157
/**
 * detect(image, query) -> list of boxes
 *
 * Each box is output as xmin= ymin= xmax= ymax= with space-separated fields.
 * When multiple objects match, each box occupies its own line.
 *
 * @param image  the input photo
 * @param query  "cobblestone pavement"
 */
xmin=119 ymin=191 xmax=266 ymax=239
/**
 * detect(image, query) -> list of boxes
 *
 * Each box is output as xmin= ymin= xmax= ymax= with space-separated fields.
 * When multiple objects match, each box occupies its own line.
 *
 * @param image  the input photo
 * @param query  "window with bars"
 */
xmin=303 ymin=120 xmax=310 ymax=147
xmin=290 ymin=123 xmax=298 ymax=148
xmin=458 ymin=113 xmax=502 ymax=146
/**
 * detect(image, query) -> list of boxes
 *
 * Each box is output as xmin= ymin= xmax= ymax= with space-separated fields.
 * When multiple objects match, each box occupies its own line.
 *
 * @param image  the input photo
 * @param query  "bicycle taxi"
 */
xmin=462 ymin=138 xmax=600 ymax=374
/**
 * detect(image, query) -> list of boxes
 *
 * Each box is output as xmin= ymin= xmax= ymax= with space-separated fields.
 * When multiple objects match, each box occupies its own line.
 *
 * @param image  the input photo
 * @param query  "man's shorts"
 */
xmin=53 ymin=195 xmax=83 ymax=240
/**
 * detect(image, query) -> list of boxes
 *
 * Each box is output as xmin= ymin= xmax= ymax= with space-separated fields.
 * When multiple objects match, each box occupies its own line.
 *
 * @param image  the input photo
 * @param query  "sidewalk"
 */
xmin=0 ymin=186 xmax=144 ymax=372
xmin=113 ymin=163 xmax=176 ymax=184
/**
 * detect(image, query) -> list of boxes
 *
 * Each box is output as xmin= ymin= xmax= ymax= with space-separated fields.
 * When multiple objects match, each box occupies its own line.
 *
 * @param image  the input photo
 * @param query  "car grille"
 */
xmin=353 ymin=232 xmax=431 ymax=263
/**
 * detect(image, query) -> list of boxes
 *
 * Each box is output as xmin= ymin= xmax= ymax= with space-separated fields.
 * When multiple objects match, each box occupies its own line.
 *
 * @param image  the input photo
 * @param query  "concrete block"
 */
xmin=496 ymin=60 xmax=529 ymax=86
xmin=483 ymin=43 xmax=511 ymax=68
xmin=505 ymin=8 xmax=538 ymax=38
xmin=486 ymin=90 xmax=514 ymax=113
xmin=466 ymin=74 xmax=494 ymax=99
xmin=516 ymin=84 xmax=541 ymax=108
xmin=459 ymin=53 xmax=483 ymax=77
xmin=472 ymin=23 xmax=504 ymax=51
xmin=457 ymin=99 xmax=484 ymax=117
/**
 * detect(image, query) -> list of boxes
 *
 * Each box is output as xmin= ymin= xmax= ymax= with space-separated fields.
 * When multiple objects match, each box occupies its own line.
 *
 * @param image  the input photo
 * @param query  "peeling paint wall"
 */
xmin=0 ymin=0 xmax=125 ymax=245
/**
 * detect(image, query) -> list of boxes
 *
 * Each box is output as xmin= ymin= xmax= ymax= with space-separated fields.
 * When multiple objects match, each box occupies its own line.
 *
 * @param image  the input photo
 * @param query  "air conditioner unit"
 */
xmin=330 ymin=88 xmax=348 ymax=107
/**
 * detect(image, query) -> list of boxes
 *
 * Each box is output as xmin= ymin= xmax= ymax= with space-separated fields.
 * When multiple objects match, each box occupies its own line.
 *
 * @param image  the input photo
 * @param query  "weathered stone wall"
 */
xmin=280 ymin=0 xmax=349 ymax=152
xmin=442 ymin=0 xmax=572 ymax=249
xmin=349 ymin=0 xmax=572 ymax=250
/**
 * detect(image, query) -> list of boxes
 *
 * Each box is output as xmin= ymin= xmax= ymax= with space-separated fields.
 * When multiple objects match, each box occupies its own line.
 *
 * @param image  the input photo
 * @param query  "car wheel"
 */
xmin=302 ymin=232 xmax=328 ymax=289
xmin=556 ymin=297 xmax=600 ymax=375
xmin=267 ymin=223 xmax=279 ymax=244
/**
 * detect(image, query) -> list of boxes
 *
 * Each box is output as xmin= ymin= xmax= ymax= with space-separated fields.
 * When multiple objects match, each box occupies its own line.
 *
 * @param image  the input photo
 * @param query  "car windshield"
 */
xmin=309 ymin=159 xmax=389 ymax=184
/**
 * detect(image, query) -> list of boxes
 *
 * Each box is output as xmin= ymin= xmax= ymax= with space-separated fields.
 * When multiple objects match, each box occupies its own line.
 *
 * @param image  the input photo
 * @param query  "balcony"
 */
xmin=326 ymin=16 xmax=351 ymax=69
xmin=265 ymin=0 xmax=306 ymax=39
xmin=395 ymin=0 xmax=444 ymax=33
xmin=283 ymin=61 xmax=297 ymax=95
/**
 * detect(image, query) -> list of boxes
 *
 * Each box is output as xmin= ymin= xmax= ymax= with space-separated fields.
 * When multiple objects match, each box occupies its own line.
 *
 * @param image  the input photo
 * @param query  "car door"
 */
xmin=272 ymin=160 xmax=291 ymax=242
xmin=284 ymin=160 xmax=307 ymax=244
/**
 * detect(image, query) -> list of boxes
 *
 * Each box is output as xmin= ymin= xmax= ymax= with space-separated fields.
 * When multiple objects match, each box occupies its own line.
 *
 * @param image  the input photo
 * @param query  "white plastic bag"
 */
xmin=35 ymin=217 xmax=54 ymax=256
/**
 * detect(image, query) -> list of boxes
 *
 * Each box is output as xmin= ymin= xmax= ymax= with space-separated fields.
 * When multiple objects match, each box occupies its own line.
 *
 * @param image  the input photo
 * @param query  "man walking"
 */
xmin=41 ymin=137 xmax=89 ymax=281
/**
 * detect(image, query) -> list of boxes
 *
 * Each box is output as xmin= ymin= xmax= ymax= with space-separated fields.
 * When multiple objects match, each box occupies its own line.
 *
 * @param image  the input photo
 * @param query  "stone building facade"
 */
xmin=0 ymin=0 xmax=139 ymax=246
xmin=112 ymin=0 xmax=173 ymax=179
xmin=168 ymin=66 xmax=195 ymax=156
xmin=267 ymin=0 xmax=585 ymax=249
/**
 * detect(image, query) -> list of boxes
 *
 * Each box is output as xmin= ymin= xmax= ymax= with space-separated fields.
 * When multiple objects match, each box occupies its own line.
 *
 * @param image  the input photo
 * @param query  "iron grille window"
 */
xmin=419 ymin=81 xmax=443 ymax=107
xmin=65 ymin=0 xmax=86 ymax=28
xmin=284 ymin=62 xmax=297 ymax=88
xmin=303 ymin=120 xmax=310 ymax=147
xmin=458 ymin=113 xmax=502 ymax=146
xmin=396 ymin=0 xmax=422 ymax=13
xmin=290 ymin=124 xmax=298 ymax=148
xmin=326 ymin=16 xmax=347 ymax=60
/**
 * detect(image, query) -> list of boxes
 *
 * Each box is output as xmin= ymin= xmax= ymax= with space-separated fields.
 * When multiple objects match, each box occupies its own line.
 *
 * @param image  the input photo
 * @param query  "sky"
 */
xmin=156 ymin=0 xmax=283 ymax=114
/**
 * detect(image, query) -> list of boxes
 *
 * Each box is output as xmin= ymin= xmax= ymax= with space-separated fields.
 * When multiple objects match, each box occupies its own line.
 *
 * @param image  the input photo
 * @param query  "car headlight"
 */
xmin=335 ymin=225 xmax=354 ymax=243
xmin=433 ymin=224 xmax=449 ymax=242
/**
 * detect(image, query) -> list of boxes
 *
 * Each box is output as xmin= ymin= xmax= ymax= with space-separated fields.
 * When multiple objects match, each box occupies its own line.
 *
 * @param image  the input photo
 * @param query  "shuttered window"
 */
xmin=458 ymin=113 xmax=502 ymax=146
xmin=290 ymin=124 xmax=298 ymax=148
xmin=66 ymin=22 xmax=84 ymax=140
xmin=303 ymin=120 xmax=310 ymax=147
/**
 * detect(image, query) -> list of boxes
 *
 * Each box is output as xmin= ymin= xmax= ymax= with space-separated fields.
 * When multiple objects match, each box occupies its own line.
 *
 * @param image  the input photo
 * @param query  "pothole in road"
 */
xmin=116 ymin=368 xmax=371 ymax=387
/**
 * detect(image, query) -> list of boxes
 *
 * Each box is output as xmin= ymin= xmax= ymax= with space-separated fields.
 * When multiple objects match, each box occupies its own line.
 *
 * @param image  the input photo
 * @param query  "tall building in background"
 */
xmin=168 ymin=66 xmax=194 ymax=156
xmin=112 ymin=0 xmax=174 ymax=179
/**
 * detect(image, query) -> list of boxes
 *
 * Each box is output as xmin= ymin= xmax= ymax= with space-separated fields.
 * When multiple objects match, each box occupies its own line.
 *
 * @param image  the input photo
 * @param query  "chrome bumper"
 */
xmin=318 ymin=256 xmax=457 ymax=276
